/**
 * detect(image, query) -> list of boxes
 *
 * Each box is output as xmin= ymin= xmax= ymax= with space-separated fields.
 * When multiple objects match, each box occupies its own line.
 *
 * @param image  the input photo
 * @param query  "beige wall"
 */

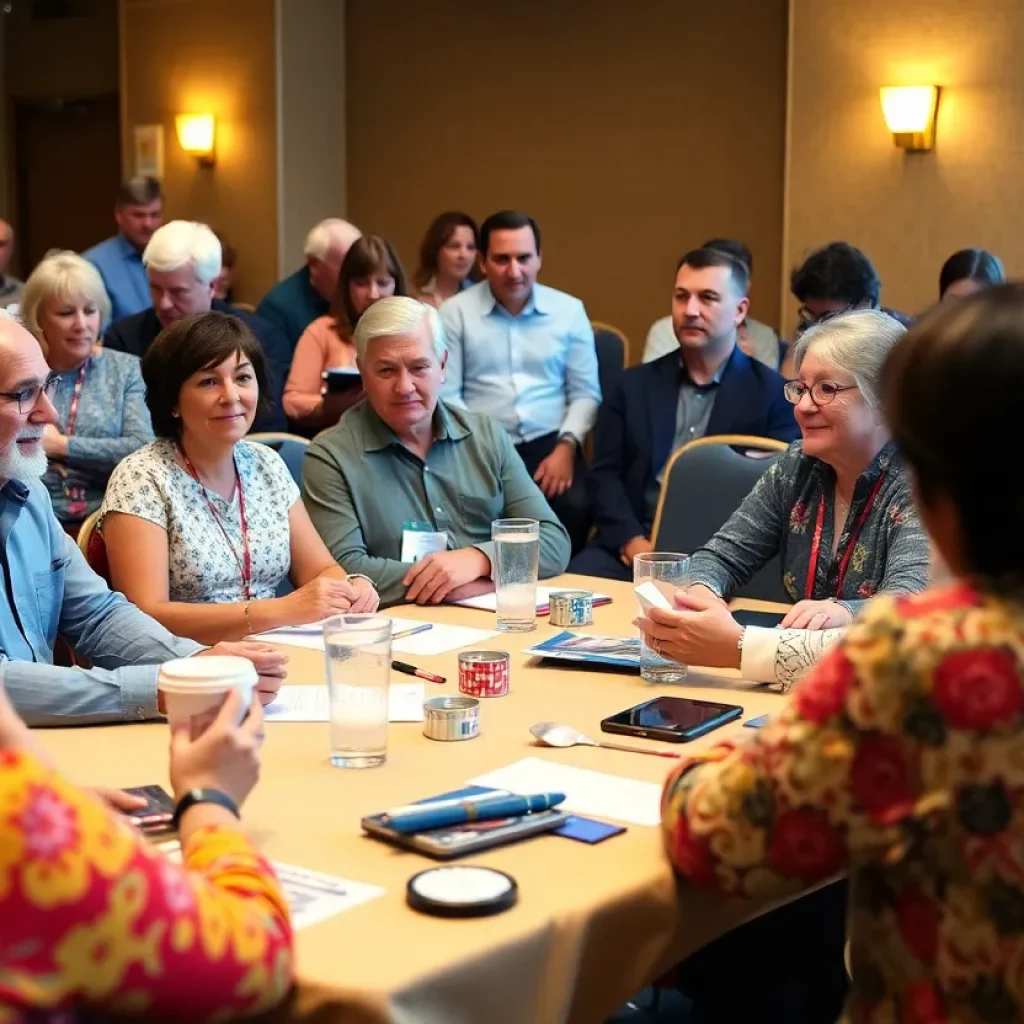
xmin=786 ymin=0 xmax=1024 ymax=328
xmin=120 ymin=0 xmax=279 ymax=303
xmin=346 ymin=0 xmax=789 ymax=362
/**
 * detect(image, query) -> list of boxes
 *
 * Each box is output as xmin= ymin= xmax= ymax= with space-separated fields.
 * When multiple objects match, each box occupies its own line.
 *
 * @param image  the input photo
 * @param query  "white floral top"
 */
xmin=101 ymin=438 xmax=300 ymax=603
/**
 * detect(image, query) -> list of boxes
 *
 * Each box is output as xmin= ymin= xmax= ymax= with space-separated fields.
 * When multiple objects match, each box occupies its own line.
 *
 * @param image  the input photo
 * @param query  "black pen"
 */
xmin=392 ymin=660 xmax=447 ymax=684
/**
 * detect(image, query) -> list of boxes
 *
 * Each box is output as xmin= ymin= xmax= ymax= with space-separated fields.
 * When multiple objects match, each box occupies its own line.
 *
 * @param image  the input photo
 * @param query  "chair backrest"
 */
xmin=651 ymin=435 xmax=790 ymax=603
xmin=248 ymin=432 xmax=310 ymax=487
xmin=590 ymin=321 xmax=628 ymax=400
xmin=77 ymin=508 xmax=111 ymax=585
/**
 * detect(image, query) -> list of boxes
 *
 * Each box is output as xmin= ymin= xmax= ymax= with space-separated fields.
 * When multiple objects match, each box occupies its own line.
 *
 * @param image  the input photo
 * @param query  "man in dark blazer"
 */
xmin=570 ymin=248 xmax=799 ymax=581
xmin=104 ymin=220 xmax=289 ymax=432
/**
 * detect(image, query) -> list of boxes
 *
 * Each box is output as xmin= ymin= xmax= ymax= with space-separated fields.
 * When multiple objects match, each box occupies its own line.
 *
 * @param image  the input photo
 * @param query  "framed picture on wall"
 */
xmin=132 ymin=124 xmax=165 ymax=179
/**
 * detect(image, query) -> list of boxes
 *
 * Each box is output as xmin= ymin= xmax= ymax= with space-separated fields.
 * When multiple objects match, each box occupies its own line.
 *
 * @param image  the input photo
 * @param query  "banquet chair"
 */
xmin=77 ymin=507 xmax=110 ymax=586
xmin=651 ymin=435 xmax=789 ymax=603
xmin=248 ymin=431 xmax=310 ymax=487
xmin=590 ymin=320 xmax=629 ymax=401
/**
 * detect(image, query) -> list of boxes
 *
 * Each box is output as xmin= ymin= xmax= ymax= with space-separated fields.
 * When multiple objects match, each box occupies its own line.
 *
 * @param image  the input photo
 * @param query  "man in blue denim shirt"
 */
xmin=0 ymin=315 xmax=286 ymax=726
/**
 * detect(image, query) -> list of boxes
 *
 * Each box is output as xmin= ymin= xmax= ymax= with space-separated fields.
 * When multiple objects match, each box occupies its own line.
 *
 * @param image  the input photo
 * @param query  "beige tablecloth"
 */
xmin=40 ymin=575 xmax=789 ymax=1023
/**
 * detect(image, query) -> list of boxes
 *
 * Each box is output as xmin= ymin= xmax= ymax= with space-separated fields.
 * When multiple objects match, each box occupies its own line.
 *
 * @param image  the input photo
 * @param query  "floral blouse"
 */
xmin=101 ymin=439 xmax=300 ymax=604
xmin=0 ymin=749 xmax=292 ymax=1022
xmin=663 ymin=581 xmax=1024 ymax=1023
xmin=685 ymin=440 xmax=929 ymax=614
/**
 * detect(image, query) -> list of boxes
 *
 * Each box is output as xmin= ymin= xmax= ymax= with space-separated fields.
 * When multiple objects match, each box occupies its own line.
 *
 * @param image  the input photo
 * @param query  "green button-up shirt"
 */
xmin=303 ymin=399 xmax=571 ymax=606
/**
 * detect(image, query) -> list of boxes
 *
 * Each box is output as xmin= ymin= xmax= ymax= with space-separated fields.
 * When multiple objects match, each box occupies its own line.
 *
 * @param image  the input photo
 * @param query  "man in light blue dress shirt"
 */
xmin=82 ymin=176 xmax=164 ymax=322
xmin=0 ymin=313 xmax=285 ymax=726
xmin=439 ymin=211 xmax=601 ymax=552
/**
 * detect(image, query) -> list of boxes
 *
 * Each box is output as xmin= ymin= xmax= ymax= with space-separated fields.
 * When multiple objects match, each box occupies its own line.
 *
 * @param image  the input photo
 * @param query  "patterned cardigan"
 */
xmin=685 ymin=440 xmax=929 ymax=614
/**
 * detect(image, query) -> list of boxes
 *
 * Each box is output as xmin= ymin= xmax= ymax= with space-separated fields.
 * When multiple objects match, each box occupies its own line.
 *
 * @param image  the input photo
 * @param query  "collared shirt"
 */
xmin=642 ymin=314 xmax=782 ymax=370
xmin=82 ymin=233 xmax=151 ymax=322
xmin=0 ymin=274 xmax=24 ymax=310
xmin=0 ymin=477 xmax=199 ymax=726
xmin=302 ymin=399 xmax=571 ymax=606
xmin=439 ymin=281 xmax=601 ymax=445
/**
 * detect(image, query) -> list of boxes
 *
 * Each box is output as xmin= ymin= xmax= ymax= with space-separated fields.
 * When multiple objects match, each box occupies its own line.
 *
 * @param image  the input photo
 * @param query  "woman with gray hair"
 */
xmin=636 ymin=309 xmax=929 ymax=687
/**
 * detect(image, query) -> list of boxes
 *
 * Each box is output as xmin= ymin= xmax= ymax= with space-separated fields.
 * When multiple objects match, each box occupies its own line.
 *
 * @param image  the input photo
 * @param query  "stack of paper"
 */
xmin=264 ymin=683 xmax=426 ymax=722
xmin=455 ymin=587 xmax=610 ymax=614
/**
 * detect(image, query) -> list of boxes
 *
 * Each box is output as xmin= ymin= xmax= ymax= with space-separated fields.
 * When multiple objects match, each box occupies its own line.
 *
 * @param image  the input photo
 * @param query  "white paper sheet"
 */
xmin=264 ymin=683 xmax=425 ymax=722
xmin=156 ymin=842 xmax=384 ymax=930
xmin=469 ymin=756 xmax=662 ymax=827
xmin=454 ymin=587 xmax=610 ymax=612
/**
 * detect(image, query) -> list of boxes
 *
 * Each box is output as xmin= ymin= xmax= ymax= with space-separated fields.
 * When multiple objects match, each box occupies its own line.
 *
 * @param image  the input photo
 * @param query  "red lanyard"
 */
xmin=179 ymin=447 xmax=253 ymax=599
xmin=804 ymin=472 xmax=886 ymax=600
xmin=64 ymin=358 xmax=90 ymax=437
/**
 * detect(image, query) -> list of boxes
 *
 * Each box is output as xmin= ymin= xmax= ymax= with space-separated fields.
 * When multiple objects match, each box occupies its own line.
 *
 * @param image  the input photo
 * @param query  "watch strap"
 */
xmin=171 ymin=787 xmax=240 ymax=830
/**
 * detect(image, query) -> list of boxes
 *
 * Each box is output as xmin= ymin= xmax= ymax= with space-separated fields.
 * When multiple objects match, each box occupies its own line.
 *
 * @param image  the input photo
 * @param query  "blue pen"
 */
xmin=381 ymin=791 xmax=566 ymax=834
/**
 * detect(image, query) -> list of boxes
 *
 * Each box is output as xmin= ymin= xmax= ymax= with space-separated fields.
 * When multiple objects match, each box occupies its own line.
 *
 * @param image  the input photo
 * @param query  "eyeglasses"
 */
xmin=0 ymin=374 xmax=61 ymax=414
xmin=784 ymin=380 xmax=859 ymax=406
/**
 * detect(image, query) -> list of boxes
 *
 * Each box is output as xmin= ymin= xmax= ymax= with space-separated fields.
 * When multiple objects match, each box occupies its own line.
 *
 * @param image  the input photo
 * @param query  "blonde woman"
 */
xmin=20 ymin=250 xmax=153 ymax=533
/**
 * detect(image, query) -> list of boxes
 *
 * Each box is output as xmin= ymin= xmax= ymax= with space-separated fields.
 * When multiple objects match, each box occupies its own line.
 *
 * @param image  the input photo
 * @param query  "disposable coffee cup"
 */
xmin=158 ymin=656 xmax=257 ymax=739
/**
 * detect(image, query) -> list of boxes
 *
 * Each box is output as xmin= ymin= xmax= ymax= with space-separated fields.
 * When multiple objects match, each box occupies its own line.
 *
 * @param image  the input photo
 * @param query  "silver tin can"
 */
xmin=423 ymin=695 xmax=481 ymax=742
xmin=549 ymin=589 xmax=594 ymax=627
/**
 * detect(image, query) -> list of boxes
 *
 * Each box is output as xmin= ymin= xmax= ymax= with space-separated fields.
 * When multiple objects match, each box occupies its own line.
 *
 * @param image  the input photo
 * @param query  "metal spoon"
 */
xmin=530 ymin=722 xmax=682 ymax=759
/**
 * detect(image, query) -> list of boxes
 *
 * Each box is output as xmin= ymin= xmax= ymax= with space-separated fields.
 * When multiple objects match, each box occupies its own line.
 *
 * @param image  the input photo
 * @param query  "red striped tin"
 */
xmin=458 ymin=651 xmax=510 ymax=698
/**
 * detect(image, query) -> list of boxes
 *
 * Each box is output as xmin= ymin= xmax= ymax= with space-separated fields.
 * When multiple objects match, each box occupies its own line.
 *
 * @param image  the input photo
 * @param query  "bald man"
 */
xmin=0 ymin=220 xmax=24 ymax=310
xmin=256 ymin=217 xmax=361 ymax=352
xmin=0 ymin=312 xmax=287 ymax=726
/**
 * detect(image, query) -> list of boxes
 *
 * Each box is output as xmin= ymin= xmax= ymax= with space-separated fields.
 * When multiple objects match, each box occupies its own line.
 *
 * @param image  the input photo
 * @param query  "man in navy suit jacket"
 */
xmin=570 ymin=248 xmax=799 ymax=581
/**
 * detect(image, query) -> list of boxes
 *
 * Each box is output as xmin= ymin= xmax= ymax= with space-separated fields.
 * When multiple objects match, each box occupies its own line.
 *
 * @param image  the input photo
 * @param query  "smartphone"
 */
xmin=121 ymin=784 xmax=177 ymax=837
xmin=732 ymin=609 xmax=786 ymax=629
xmin=601 ymin=695 xmax=743 ymax=743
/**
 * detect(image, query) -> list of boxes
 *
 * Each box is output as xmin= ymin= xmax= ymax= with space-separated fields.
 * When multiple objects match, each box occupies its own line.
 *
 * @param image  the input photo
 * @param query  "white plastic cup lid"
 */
xmin=158 ymin=656 xmax=258 ymax=694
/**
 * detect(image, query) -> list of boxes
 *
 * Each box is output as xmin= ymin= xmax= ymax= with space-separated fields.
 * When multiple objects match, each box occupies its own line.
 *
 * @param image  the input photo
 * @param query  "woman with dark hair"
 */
xmin=283 ymin=234 xmax=408 ymax=429
xmin=414 ymin=211 xmax=478 ymax=308
xmin=101 ymin=311 xmax=378 ymax=644
xmin=662 ymin=283 xmax=1024 ymax=1021
xmin=938 ymin=246 xmax=1004 ymax=300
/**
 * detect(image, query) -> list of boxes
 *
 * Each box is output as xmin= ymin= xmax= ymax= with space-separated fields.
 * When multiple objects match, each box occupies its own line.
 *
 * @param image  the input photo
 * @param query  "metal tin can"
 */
xmin=458 ymin=651 xmax=510 ymax=698
xmin=549 ymin=590 xmax=594 ymax=627
xmin=423 ymin=695 xmax=480 ymax=741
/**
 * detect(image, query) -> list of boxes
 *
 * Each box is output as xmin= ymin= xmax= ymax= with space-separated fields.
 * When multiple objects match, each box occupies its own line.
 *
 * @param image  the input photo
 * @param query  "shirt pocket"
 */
xmin=33 ymin=562 xmax=65 ymax=643
xmin=458 ymin=492 xmax=505 ymax=527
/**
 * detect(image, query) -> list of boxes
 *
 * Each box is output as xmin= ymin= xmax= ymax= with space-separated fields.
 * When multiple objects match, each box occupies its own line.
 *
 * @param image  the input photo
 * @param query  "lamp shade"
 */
xmin=175 ymin=113 xmax=215 ymax=162
xmin=879 ymin=86 xmax=939 ymax=151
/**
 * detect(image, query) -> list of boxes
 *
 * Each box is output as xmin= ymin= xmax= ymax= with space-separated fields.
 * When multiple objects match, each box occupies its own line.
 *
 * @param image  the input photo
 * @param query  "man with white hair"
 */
xmin=303 ymin=296 xmax=570 ymax=607
xmin=104 ymin=220 xmax=289 ymax=430
xmin=256 ymin=218 xmax=361 ymax=352
xmin=0 ymin=219 xmax=24 ymax=310
xmin=0 ymin=311 xmax=285 ymax=725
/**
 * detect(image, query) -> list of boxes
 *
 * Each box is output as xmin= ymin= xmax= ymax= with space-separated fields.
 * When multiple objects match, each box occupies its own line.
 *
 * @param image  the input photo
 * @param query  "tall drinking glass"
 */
xmin=634 ymin=552 xmax=690 ymax=683
xmin=491 ymin=518 xmax=540 ymax=632
xmin=324 ymin=614 xmax=392 ymax=768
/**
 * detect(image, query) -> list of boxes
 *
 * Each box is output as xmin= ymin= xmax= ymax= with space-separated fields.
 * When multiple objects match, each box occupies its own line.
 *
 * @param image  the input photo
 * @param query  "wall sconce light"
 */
xmin=175 ymin=113 xmax=216 ymax=166
xmin=879 ymin=86 xmax=939 ymax=151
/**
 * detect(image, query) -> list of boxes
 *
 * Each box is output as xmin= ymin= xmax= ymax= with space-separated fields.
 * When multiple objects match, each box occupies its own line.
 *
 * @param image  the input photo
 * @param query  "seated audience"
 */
xmin=102 ymin=312 xmax=379 ymax=644
xmin=256 ymin=218 xmax=362 ymax=352
xmin=636 ymin=309 xmax=929 ymax=671
xmin=0 ymin=679 xmax=294 ymax=1019
xmin=440 ymin=210 xmax=600 ymax=553
xmin=283 ymin=234 xmax=408 ymax=431
xmin=642 ymin=238 xmax=782 ymax=369
xmin=939 ymin=246 xmax=1004 ymax=300
xmin=660 ymin=283 xmax=1024 ymax=1024
xmin=0 ymin=218 xmax=24 ymax=310
xmin=0 ymin=312 xmax=285 ymax=726
xmin=304 ymin=297 xmax=570 ymax=606
xmin=571 ymin=247 xmax=799 ymax=582
xmin=104 ymin=220 xmax=290 ymax=432
xmin=213 ymin=228 xmax=238 ymax=302
xmin=414 ymin=211 xmax=479 ymax=308
xmin=20 ymin=251 xmax=153 ymax=534
xmin=82 ymin=176 xmax=163 ymax=321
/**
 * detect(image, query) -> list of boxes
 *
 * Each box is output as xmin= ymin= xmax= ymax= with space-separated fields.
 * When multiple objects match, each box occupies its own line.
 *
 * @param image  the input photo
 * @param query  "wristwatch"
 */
xmin=171 ymin=788 xmax=240 ymax=830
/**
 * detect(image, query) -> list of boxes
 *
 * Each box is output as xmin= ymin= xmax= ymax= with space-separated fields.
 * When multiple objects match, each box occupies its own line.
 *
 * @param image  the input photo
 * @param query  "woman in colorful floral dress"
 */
xmin=663 ymin=284 xmax=1024 ymax=1022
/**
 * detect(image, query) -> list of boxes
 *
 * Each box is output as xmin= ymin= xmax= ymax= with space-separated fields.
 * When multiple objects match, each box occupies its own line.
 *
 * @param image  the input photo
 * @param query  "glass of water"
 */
xmin=491 ymin=518 xmax=540 ymax=632
xmin=634 ymin=552 xmax=690 ymax=683
xmin=323 ymin=614 xmax=392 ymax=768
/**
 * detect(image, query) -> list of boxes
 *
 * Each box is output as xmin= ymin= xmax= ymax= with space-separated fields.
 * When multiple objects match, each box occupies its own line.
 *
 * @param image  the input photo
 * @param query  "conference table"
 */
xmin=41 ymin=574 xmax=792 ymax=1024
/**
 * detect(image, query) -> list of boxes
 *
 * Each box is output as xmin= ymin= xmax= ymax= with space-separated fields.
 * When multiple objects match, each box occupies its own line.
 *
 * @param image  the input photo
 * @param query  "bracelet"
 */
xmin=242 ymin=601 xmax=252 ymax=636
xmin=346 ymin=573 xmax=375 ymax=588
xmin=737 ymin=626 xmax=747 ymax=653
xmin=171 ymin=788 xmax=240 ymax=831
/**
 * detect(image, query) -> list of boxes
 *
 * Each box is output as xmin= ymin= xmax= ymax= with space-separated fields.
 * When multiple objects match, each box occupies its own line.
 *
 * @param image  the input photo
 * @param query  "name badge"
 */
xmin=401 ymin=521 xmax=448 ymax=563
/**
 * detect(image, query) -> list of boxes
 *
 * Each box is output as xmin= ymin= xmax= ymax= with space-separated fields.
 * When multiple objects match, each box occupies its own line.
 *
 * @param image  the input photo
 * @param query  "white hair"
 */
xmin=792 ymin=308 xmax=906 ymax=410
xmin=20 ymin=250 xmax=111 ymax=337
xmin=304 ymin=218 xmax=361 ymax=260
xmin=143 ymin=220 xmax=222 ymax=285
xmin=353 ymin=296 xmax=448 ymax=362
